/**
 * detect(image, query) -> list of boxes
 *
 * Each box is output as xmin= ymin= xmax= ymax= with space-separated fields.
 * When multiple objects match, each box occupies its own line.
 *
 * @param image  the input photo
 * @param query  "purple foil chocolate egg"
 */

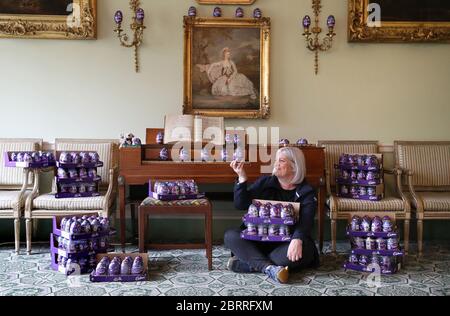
xmin=357 ymin=155 xmax=366 ymax=166
xmin=270 ymin=204 xmax=281 ymax=218
xmin=23 ymin=153 xmax=33 ymax=163
xmin=382 ymin=216 xmax=393 ymax=232
xmin=10 ymin=152 xmax=17 ymax=162
xmin=69 ymin=221 xmax=81 ymax=234
xmin=221 ymin=148 xmax=229 ymax=162
xmin=279 ymin=139 xmax=290 ymax=146
xmin=348 ymin=155 xmax=356 ymax=165
xmin=81 ymin=220 xmax=91 ymax=234
xmin=91 ymin=219 xmax=100 ymax=233
xmin=350 ymin=186 xmax=358 ymax=195
xmin=258 ymin=224 xmax=268 ymax=236
xmin=246 ymin=223 xmax=257 ymax=235
xmin=302 ymin=15 xmax=311 ymax=28
xmin=268 ymin=225 xmax=279 ymax=236
xmin=349 ymin=254 xmax=358 ymax=264
xmin=64 ymin=218 xmax=73 ymax=232
xmin=121 ymin=257 xmax=133 ymax=275
xmin=361 ymin=216 xmax=371 ymax=232
xmin=78 ymin=184 xmax=86 ymax=193
xmin=16 ymin=152 xmax=24 ymax=162
xmin=132 ymin=137 xmax=142 ymax=146
xmin=170 ymin=184 xmax=180 ymax=195
xmin=87 ymin=183 xmax=97 ymax=192
xmin=213 ymin=7 xmax=222 ymax=17
xmin=131 ymin=256 xmax=145 ymax=274
xmin=31 ymin=152 xmax=41 ymax=162
xmin=79 ymin=168 xmax=88 ymax=178
xmin=46 ymin=152 xmax=55 ymax=162
xmin=60 ymin=184 xmax=70 ymax=194
xmin=279 ymin=225 xmax=289 ymax=237
xmin=366 ymin=171 xmax=376 ymax=181
xmin=341 ymin=170 xmax=350 ymax=180
xmin=365 ymin=155 xmax=378 ymax=167
xmin=367 ymin=187 xmax=376 ymax=196
xmin=57 ymin=168 xmax=68 ymax=179
xmin=89 ymin=152 xmax=100 ymax=163
xmin=366 ymin=237 xmax=376 ymax=250
xmin=248 ymin=204 xmax=259 ymax=217
xmin=88 ymin=168 xmax=97 ymax=178
xmin=359 ymin=255 xmax=369 ymax=266
xmin=258 ymin=204 xmax=270 ymax=218
xmin=108 ymin=259 xmax=121 ymax=276
xmin=381 ymin=256 xmax=391 ymax=269
xmin=60 ymin=217 xmax=68 ymax=231
xmin=114 ymin=10 xmax=123 ymax=24
xmin=179 ymin=148 xmax=189 ymax=162
xmin=71 ymin=152 xmax=81 ymax=164
xmin=253 ymin=8 xmax=262 ymax=19
xmin=357 ymin=171 xmax=366 ymax=181
xmin=296 ymin=138 xmax=309 ymax=146
xmin=80 ymin=152 xmax=91 ymax=164
xmin=160 ymin=148 xmax=169 ymax=161
xmin=387 ymin=238 xmax=398 ymax=250
xmin=157 ymin=183 xmax=169 ymax=195
xmin=69 ymin=185 xmax=78 ymax=194
xmin=376 ymin=238 xmax=387 ymax=250
xmin=68 ymin=169 xmax=78 ymax=179
xmin=281 ymin=204 xmax=293 ymax=219
xmin=359 ymin=186 xmax=367 ymax=196
xmin=59 ymin=152 xmax=72 ymax=163
xmin=371 ymin=216 xmax=382 ymax=232
xmin=188 ymin=6 xmax=197 ymax=17
xmin=351 ymin=215 xmax=361 ymax=231
xmin=100 ymin=218 xmax=109 ymax=231
xmin=339 ymin=154 xmax=348 ymax=165
xmin=340 ymin=185 xmax=349 ymax=195
xmin=156 ymin=132 xmax=164 ymax=144
xmin=350 ymin=171 xmax=358 ymax=180
xmin=353 ymin=237 xmax=365 ymax=249
xmin=235 ymin=7 xmax=244 ymax=18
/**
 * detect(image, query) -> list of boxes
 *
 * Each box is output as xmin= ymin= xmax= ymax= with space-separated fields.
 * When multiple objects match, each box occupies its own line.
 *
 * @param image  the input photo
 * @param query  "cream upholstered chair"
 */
xmin=0 ymin=138 xmax=42 ymax=253
xmin=25 ymin=138 xmax=119 ymax=254
xmin=394 ymin=141 xmax=450 ymax=256
xmin=318 ymin=140 xmax=411 ymax=254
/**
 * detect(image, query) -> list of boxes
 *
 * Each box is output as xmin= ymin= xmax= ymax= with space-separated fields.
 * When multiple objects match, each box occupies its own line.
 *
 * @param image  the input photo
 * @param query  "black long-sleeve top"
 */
xmin=234 ymin=175 xmax=318 ymax=241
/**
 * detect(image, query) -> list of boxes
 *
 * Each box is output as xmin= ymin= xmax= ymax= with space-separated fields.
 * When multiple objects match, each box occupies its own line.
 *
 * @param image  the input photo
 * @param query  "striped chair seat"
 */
xmin=334 ymin=197 xmax=404 ymax=212
xmin=0 ymin=191 xmax=32 ymax=210
xmin=141 ymin=197 xmax=209 ymax=207
xmin=32 ymin=194 xmax=105 ymax=210
xmin=413 ymin=192 xmax=450 ymax=212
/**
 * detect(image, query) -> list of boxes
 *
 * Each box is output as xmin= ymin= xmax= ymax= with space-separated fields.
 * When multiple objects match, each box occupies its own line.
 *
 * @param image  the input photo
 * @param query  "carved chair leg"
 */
xmin=26 ymin=218 xmax=32 ymax=255
xmin=417 ymin=219 xmax=423 ymax=257
xmin=14 ymin=218 xmax=20 ymax=254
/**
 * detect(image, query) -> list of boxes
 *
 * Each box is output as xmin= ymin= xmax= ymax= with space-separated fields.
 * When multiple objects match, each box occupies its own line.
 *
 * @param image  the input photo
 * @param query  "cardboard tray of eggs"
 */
xmin=90 ymin=253 xmax=148 ymax=282
xmin=4 ymin=151 xmax=56 ymax=168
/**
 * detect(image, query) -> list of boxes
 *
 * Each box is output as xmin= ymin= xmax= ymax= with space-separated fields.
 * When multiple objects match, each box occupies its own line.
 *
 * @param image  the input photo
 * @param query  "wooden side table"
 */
xmin=138 ymin=198 xmax=213 ymax=270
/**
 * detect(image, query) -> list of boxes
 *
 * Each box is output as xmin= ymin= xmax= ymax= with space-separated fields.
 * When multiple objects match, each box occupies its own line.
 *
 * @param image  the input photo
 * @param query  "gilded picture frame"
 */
xmin=349 ymin=0 xmax=450 ymax=43
xmin=0 ymin=0 xmax=97 ymax=39
xmin=196 ymin=1 xmax=256 ymax=5
xmin=183 ymin=16 xmax=271 ymax=119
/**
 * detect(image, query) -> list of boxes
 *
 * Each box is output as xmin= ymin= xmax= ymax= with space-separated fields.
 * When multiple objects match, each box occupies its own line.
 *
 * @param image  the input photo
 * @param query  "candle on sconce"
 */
xmin=136 ymin=8 xmax=145 ymax=23
xmin=114 ymin=10 xmax=123 ymax=24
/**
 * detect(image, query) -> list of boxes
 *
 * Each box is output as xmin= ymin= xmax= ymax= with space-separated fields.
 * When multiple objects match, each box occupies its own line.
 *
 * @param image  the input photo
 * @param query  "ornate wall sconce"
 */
xmin=302 ymin=0 xmax=336 ymax=75
xmin=114 ymin=0 xmax=146 ymax=73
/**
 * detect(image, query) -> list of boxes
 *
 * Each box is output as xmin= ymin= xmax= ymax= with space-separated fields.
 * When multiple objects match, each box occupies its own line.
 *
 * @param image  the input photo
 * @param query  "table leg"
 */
xmin=118 ymin=176 xmax=126 ymax=253
xmin=205 ymin=208 xmax=213 ymax=271
xmin=139 ymin=209 xmax=146 ymax=254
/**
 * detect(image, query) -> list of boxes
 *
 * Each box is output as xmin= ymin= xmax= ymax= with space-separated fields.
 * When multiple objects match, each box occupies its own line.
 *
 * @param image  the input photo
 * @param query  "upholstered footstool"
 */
xmin=138 ymin=197 xmax=213 ymax=270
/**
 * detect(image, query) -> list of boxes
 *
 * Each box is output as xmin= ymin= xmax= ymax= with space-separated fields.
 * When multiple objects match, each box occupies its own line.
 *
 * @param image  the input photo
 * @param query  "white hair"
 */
xmin=272 ymin=147 xmax=306 ymax=185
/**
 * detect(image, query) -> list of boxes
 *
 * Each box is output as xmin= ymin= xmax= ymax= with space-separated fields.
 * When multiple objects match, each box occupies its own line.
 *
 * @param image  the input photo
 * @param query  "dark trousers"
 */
xmin=224 ymin=228 xmax=318 ymax=272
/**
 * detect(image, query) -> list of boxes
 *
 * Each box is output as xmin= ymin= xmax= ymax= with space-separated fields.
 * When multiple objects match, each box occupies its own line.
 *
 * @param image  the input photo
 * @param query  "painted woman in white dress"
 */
xmin=203 ymin=47 xmax=257 ymax=100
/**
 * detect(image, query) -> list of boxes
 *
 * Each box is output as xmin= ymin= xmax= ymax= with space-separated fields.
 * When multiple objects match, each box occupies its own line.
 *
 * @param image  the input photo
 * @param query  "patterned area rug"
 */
xmin=0 ymin=242 xmax=448 ymax=296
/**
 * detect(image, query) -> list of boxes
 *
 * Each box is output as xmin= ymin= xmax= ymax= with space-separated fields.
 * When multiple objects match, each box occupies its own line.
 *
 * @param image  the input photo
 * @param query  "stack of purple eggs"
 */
xmin=350 ymin=215 xmax=393 ymax=233
xmin=94 ymin=256 xmax=145 ymax=276
xmin=349 ymin=254 xmax=393 ymax=270
xmin=247 ymin=202 xmax=295 ymax=220
xmin=9 ymin=151 xmax=55 ymax=164
xmin=339 ymin=154 xmax=379 ymax=168
xmin=60 ymin=215 xmax=110 ymax=235
xmin=154 ymin=180 xmax=199 ymax=196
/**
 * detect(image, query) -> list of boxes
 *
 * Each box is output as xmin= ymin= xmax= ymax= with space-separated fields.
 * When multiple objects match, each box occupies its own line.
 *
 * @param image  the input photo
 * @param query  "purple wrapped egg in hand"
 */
xmin=131 ymin=256 xmax=145 ymax=274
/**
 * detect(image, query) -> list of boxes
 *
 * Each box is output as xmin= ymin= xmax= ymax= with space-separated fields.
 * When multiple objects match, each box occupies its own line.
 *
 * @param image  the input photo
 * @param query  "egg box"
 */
xmin=90 ymin=253 xmax=148 ymax=283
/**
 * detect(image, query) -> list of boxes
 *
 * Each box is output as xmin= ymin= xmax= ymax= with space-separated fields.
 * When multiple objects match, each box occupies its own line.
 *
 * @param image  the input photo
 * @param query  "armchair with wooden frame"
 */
xmin=318 ymin=140 xmax=411 ymax=255
xmin=24 ymin=138 xmax=119 ymax=254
